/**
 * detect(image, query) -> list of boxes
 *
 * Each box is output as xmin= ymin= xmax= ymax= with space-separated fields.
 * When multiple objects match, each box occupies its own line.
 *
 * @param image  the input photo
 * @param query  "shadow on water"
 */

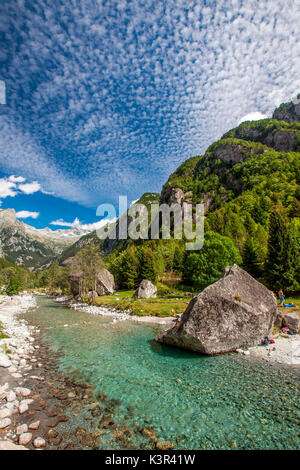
xmin=148 ymin=338 xmax=204 ymax=360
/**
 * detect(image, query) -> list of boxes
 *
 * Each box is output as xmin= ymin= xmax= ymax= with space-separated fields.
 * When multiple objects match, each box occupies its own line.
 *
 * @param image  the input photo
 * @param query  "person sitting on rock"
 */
xmin=278 ymin=289 xmax=285 ymax=307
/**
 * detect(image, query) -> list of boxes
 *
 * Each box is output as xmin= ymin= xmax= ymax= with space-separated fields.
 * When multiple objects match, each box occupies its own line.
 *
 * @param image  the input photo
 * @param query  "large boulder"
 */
xmin=282 ymin=313 xmax=299 ymax=334
xmin=155 ymin=265 xmax=277 ymax=355
xmin=68 ymin=268 xmax=115 ymax=297
xmin=134 ymin=280 xmax=157 ymax=299
xmin=96 ymin=269 xmax=115 ymax=295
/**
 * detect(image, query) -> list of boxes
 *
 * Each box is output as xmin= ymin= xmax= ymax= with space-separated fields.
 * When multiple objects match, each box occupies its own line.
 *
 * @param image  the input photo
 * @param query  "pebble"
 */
xmin=11 ymin=372 xmax=23 ymax=378
xmin=15 ymin=387 xmax=31 ymax=397
xmin=0 ymin=408 xmax=12 ymax=419
xmin=29 ymin=420 xmax=40 ymax=430
xmin=19 ymin=432 xmax=32 ymax=446
xmin=6 ymin=390 xmax=16 ymax=402
xmin=0 ymin=353 xmax=11 ymax=368
xmin=0 ymin=417 xmax=11 ymax=429
xmin=33 ymin=437 xmax=46 ymax=448
xmin=17 ymin=424 xmax=28 ymax=435
xmin=19 ymin=403 xmax=29 ymax=414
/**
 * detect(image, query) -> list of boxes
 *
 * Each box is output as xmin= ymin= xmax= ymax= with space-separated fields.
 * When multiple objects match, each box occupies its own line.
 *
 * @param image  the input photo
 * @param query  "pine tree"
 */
xmin=119 ymin=248 xmax=138 ymax=289
xmin=139 ymin=248 xmax=157 ymax=284
xmin=265 ymin=209 xmax=289 ymax=291
xmin=242 ymin=238 xmax=262 ymax=278
xmin=173 ymin=246 xmax=184 ymax=273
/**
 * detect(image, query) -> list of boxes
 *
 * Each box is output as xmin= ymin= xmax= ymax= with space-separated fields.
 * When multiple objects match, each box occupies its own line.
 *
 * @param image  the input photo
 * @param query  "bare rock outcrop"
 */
xmin=273 ymin=98 xmax=300 ymax=123
xmin=133 ymin=280 xmax=157 ymax=299
xmin=155 ymin=265 xmax=277 ymax=355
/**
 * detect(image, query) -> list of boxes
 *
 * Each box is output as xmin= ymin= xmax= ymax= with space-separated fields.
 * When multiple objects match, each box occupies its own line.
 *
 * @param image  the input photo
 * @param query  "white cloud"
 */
xmin=18 ymin=181 xmax=41 ymax=195
xmin=238 ymin=112 xmax=269 ymax=125
xmin=50 ymin=216 xmax=117 ymax=232
xmin=0 ymin=178 xmax=17 ymax=198
xmin=16 ymin=210 xmax=40 ymax=219
xmin=8 ymin=175 xmax=26 ymax=183
xmin=50 ymin=217 xmax=80 ymax=228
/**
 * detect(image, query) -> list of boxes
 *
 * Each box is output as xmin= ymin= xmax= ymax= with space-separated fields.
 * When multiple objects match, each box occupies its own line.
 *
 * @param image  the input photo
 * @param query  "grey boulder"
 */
xmin=68 ymin=268 xmax=115 ymax=297
xmin=134 ymin=280 xmax=157 ymax=299
xmin=155 ymin=265 xmax=277 ymax=355
xmin=282 ymin=313 xmax=299 ymax=334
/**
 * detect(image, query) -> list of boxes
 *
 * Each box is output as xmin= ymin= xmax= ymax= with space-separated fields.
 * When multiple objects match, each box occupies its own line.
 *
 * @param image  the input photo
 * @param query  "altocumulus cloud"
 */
xmin=0 ymin=0 xmax=299 ymax=206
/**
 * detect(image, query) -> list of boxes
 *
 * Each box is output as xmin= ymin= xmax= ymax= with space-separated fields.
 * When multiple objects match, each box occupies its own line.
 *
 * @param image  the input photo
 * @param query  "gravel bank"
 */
xmin=48 ymin=295 xmax=175 ymax=325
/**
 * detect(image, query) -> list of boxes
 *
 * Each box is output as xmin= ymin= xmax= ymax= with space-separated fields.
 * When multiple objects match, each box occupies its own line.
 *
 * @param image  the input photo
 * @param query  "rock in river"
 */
xmin=155 ymin=265 xmax=277 ymax=355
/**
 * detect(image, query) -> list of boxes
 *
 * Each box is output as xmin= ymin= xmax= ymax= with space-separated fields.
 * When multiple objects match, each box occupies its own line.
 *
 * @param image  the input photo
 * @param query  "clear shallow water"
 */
xmin=25 ymin=296 xmax=300 ymax=450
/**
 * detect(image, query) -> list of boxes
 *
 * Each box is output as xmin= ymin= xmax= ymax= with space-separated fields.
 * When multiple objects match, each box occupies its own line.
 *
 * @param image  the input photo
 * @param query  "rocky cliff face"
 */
xmin=160 ymin=98 xmax=300 ymax=213
xmin=273 ymin=96 xmax=300 ymax=123
xmin=0 ymin=209 xmax=85 ymax=270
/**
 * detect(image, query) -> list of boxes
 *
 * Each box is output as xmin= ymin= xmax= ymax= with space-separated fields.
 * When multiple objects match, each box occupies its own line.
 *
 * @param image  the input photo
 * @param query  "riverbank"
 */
xmin=47 ymin=294 xmax=175 ymax=325
xmin=48 ymin=294 xmax=300 ymax=368
xmin=0 ymin=294 xmax=176 ymax=450
xmin=1 ymin=294 xmax=299 ymax=450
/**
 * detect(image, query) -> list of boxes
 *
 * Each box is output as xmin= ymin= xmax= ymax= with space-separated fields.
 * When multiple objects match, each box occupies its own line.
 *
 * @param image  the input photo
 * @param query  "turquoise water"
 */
xmin=25 ymin=296 xmax=300 ymax=450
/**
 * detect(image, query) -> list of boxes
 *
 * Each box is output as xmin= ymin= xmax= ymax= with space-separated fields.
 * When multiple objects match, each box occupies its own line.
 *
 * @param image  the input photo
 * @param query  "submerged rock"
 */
xmin=155 ymin=265 xmax=277 ymax=355
xmin=133 ymin=280 xmax=157 ymax=299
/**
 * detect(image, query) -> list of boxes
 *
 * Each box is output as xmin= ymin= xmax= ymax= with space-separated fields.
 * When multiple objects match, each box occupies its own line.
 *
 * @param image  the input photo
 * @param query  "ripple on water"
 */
xmin=24 ymin=296 xmax=300 ymax=450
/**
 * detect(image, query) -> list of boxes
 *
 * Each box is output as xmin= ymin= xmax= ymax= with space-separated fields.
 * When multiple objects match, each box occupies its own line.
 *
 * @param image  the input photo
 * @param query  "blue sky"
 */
xmin=0 ymin=0 xmax=299 ymax=229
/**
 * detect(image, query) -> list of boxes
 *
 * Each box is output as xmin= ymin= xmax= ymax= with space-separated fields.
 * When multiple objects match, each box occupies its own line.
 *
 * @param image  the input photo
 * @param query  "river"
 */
xmin=23 ymin=295 xmax=300 ymax=450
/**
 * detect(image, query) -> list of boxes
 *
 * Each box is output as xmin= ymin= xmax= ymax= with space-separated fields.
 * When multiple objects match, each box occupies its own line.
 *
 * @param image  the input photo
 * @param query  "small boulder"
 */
xmin=155 ymin=265 xmax=277 ymax=355
xmin=282 ymin=313 xmax=299 ymax=334
xmin=134 ymin=280 xmax=157 ymax=299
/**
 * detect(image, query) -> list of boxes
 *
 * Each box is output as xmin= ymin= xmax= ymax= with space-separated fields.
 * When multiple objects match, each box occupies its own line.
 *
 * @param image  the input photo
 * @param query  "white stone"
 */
xmin=0 ymin=408 xmax=12 ymax=419
xmin=15 ymin=387 xmax=31 ymax=397
xmin=18 ymin=402 xmax=28 ymax=414
xmin=33 ymin=437 xmax=46 ymax=448
xmin=19 ymin=432 xmax=32 ymax=446
xmin=17 ymin=423 xmax=28 ymax=435
xmin=0 ymin=353 xmax=11 ymax=368
xmin=11 ymin=372 xmax=22 ymax=378
xmin=6 ymin=390 xmax=16 ymax=402
xmin=0 ymin=417 xmax=11 ymax=429
xmin=8 ymin=365 xmax=17 ymax=373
